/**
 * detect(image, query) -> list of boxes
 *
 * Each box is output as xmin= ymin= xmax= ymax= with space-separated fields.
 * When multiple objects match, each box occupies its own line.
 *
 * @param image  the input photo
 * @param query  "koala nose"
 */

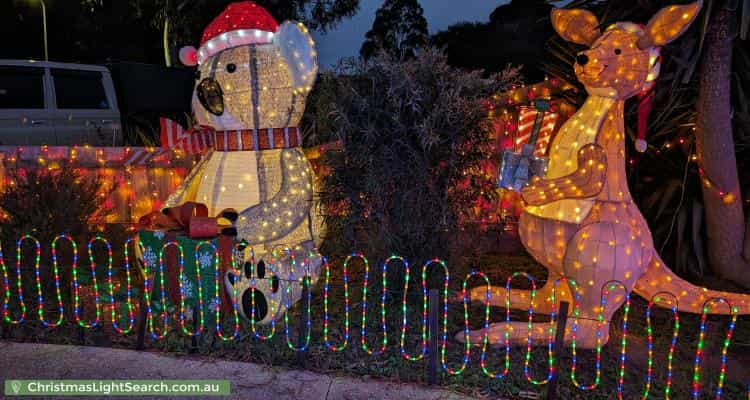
xmin=576 ymin=53 xmax=590 ymax=66
xmin=196 ymin=77 xmax=224 ymax=116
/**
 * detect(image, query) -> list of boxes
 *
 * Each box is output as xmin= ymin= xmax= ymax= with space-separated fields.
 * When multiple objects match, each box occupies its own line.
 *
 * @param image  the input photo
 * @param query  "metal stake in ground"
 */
xmin=547 ymin=301 xmax=570 ymax=400
xmin=427 ymin=288 xmax=440 ymax=385
xmin=135 ymin=296 xmax=147 ymax=350
xmin=297 ymin=281 xmax=308 ymax=368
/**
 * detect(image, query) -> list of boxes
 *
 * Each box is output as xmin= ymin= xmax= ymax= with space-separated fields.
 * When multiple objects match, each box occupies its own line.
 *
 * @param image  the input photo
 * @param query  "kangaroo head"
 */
xmin=551 ymin=1 xmax=701 ymax=100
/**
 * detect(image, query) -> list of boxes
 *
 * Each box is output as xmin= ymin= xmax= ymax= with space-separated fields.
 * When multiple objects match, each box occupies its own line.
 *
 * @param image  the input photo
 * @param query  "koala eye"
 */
xmin=614 ymin=48 xmax=622 ymax=55
xmin=226 ymin=63 xmax=237 ymax=73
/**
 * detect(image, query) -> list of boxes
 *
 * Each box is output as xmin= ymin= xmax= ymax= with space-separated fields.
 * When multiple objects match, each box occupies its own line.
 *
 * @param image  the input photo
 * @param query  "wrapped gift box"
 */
xmin=138 ymin=229 xmax=235 ymax=316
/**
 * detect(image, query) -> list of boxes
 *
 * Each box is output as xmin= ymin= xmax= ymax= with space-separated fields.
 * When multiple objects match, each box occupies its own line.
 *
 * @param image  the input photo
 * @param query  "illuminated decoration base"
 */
xmin=461 ymin=1 xmax=750 ymax=360
xmin=160 ymin=2 xmax=322 ymax=324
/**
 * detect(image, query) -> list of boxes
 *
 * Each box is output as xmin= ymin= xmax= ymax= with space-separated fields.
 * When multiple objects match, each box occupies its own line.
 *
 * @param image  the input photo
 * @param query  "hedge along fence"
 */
xmin=0 ymin=233 xmax=745 ymax=399
xmin=0 ymin=146 xmax=194 ymax=224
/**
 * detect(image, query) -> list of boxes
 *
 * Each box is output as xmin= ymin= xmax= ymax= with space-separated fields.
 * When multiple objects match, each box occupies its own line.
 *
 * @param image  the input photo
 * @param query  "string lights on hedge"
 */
xmin=643 ymin=292 xmax=680 ymax=400
xmin=692 ymin=298 xmax=737 ymax=400
xmin=360 ymin=253 xmax=389 ymax=356
xmin=111 ymin=237 xmax=137 ymax=335
xmin=323 ymin=254 xmax=352 ymax=351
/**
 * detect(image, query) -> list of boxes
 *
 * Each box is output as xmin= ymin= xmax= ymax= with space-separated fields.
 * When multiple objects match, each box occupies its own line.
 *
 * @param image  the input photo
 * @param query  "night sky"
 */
xmin=311 ymin=0 xmax=507 ymax=69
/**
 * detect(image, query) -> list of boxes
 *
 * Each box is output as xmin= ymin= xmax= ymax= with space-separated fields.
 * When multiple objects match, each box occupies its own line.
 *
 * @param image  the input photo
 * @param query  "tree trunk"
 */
xmin=695 ymin=3 xmax=750 ymax=287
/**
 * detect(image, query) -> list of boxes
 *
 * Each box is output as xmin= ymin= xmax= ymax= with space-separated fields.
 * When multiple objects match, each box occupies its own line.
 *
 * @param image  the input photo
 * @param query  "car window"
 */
xmin=52 ymin=69 xmax=110 ymax=110
xmin=0 ymin=66 xmax=46 ymax=109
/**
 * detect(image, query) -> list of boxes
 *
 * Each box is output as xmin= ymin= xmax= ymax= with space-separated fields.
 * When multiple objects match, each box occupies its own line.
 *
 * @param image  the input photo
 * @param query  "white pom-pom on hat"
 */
xmin=635 ymin=138 xmax=648 ymax=153
xmin=274 ymin=21 xmax=318 ymax=92
xmin=179 ymin=46 xmax=198 ymax=67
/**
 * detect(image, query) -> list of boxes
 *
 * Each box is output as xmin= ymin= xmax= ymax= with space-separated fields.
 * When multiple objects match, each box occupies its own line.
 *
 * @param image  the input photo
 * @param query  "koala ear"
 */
xmin=637 ymin=1 xmax=703 ymax=49
xmin=274 ymin=21 xmax=318 ymax=92
xmin=551 ymin=8 xmax=602 ymax=46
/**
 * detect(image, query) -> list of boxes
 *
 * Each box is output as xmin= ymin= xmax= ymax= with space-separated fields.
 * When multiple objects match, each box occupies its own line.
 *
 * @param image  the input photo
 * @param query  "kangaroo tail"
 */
xmin=634 ymin=253 xmax=750 ymax=315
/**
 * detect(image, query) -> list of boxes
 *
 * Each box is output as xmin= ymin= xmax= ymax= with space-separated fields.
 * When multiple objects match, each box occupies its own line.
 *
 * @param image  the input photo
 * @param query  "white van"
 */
xmin=0 ymin=60 xmax=122 ymax=146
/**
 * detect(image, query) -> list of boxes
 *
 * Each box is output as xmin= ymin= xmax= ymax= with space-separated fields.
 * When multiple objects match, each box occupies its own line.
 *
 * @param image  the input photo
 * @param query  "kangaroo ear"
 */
xmin=637 ymin=1 xmax=703 ymax=49
xmin=551 ymin=8 xmax=601 ymax=46
xmin=274 ymin=21 xmax=318 ymax=92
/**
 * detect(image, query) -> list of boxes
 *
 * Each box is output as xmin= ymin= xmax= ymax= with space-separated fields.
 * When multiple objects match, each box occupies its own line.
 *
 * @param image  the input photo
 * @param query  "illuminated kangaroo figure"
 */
xmin=463 ymin=1 xmax=750 ymax=349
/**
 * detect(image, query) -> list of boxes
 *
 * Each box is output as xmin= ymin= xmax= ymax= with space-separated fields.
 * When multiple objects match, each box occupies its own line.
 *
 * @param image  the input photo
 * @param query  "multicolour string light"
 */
xmin=283 ymin=251 xmax=312 ymax=351
xmin=417 ymin=259 xmax=455 ymax=374
xmin=1 ymin=237 xmax=31 ymax=325
xmin=547 ymin=278 xmax=582 ymax=385
xmin=454 ymin=271 xmax=491 ymax=376
xmin=642 ymin=292 xmax=679 ymax=400
xmin=69 ymin=235 xmax=91 ymax=328
xmin=249 ymin=249 xmax=277 ymax=341
xmin=23 ymin=235 xmax=51 ymax=328
xmin=110 ymin=237 xmax=136 ymax=335
xmin=145 ymin=241 xmax=178 ymax=340
xmin=507 ymin=272 xmax=553 ymax=386
xmin=601 ymin=281 xmax=632 ymax=400
xmin=400 ymin=255 xmax=428 ymax=362
xmin=213 ymin=242 xmax=239 ymax=342
xmin=692 ymin=298 xmax=737 ymax=400
xmin=522 ymin=277 xmax=567 ymax=386
xmin=570 ymin=279 xmax=604 ymax=391
xmin=482 ymin=272 xmax=536 ymax=380
xmin=0 ymin=241 xmax=18 ymax=324
xmin=45 ymin=234 xmax=74 ymax=328
xmin=361 ymin=253 xmax=389 ymax=356
xmin=323 ymin=254 xmax=351 ymax=351
xmin=74 ymin=236 xmax=108 ymax=329
xmin=178 ymin=241 xmax=209 ymax=337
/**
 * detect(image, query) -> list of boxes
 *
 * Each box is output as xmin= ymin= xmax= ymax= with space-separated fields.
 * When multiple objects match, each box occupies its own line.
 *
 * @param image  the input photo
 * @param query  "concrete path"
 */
xmin=0 ymin=342 xmax=474 ymax=399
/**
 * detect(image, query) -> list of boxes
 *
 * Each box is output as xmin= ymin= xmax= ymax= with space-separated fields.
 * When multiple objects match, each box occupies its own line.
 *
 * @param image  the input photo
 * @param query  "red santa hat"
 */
xmin=180 ymin=1 xmax=279 ymax=66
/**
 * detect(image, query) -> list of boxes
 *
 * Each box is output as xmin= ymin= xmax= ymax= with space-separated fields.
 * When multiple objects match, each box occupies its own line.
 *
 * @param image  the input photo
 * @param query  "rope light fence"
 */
xmin=0 ymin=233 xmax=745 ymax=399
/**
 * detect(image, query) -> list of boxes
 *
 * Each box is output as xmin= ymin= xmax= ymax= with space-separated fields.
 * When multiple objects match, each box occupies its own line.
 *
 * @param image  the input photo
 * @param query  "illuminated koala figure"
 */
xmin=167 ymin=2 xmax=322 ymax=323
xmin=463 ymin=1 xmax=750 ymax=349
